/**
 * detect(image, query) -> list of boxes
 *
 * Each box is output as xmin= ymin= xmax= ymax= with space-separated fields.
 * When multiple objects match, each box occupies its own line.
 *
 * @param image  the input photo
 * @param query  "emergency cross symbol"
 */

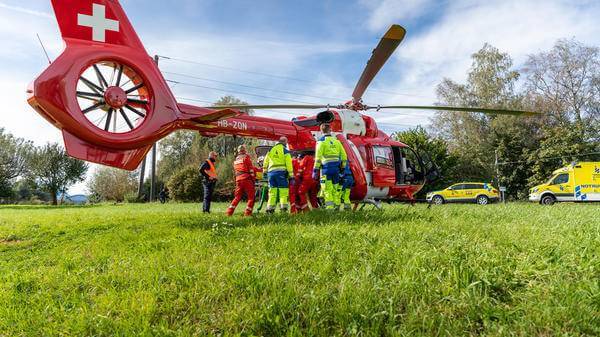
xmin=77 ymin=3 xmax=119 ymax=42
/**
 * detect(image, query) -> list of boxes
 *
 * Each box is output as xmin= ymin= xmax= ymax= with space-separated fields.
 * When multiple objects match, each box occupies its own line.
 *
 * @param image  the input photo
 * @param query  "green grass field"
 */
xmin=1 ymin=202 xmax=599 ymax=336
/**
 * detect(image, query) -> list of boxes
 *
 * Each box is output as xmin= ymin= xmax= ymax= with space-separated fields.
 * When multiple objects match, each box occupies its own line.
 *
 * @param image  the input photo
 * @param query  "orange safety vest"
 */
xmin=205 ymin=159 xmax=218 ymax=179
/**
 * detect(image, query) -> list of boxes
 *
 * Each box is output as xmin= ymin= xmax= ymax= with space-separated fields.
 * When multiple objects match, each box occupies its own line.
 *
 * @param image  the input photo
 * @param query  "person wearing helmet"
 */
xmin=313 ymin=123 xmax=347 ymax=210
xmin=226 ymin=145 xmax=258 ymax=216
xmin=263 ymin=136 xmax=294 ymax=213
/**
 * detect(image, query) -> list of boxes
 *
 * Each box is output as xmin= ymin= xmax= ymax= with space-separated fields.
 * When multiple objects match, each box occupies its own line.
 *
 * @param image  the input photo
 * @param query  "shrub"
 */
xmin=167 ymin=166 xmax=203 ymax=202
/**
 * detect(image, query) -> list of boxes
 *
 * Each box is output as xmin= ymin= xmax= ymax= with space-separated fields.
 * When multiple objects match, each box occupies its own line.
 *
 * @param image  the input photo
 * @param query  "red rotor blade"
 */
xmin=352 ymin=25 xmax=406 ymax=102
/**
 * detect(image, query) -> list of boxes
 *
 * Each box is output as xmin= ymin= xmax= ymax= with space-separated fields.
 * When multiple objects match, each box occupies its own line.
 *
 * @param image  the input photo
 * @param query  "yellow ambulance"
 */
xmin=529 ymin=162 xmax=600 ymax=205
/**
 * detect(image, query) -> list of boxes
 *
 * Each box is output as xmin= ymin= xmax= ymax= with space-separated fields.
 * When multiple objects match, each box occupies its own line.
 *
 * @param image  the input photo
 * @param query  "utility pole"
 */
xmin=137 ymin=55 xmax=160 ymax=202
xmin=494 ymin=149 xmax=504 ymax=203
xmin=137 ymin=158 xmax=146 ymax=200
xmin=150 ymin=143 xmax=157 ymax=202
xmin=149 ymin=55 xmax=160 ymax=202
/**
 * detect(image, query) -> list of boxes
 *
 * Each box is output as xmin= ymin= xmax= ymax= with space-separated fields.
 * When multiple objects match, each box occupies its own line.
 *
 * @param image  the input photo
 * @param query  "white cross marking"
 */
xmin=77 ymin=3 xmax=119 ymax=42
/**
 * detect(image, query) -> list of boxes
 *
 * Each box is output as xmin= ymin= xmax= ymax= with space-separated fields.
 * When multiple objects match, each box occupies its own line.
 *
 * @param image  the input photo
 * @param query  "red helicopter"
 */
xmin=27 ymin=0 xmax=536 ymax=205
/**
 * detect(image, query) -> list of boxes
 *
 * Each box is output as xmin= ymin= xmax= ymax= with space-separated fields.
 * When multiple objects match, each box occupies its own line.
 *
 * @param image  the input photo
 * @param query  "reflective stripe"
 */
xmin=205 ymin=160 xmax=217 ymax=178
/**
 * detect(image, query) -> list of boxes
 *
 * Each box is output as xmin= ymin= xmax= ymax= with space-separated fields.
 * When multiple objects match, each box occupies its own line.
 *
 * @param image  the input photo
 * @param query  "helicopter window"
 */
xmin=373 ymin=146 xmax=393 ymax=168
xmin=356 ymin=145 xmax=368 ymax=164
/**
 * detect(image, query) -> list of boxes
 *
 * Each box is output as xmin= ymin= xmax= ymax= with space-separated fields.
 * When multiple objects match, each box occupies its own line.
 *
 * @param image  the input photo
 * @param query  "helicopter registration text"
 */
xmin=216 ymin=119 xmax=248 ymax=131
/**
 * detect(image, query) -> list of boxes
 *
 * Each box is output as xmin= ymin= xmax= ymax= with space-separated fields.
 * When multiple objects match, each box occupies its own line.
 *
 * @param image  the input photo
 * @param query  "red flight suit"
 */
xmin=297 ymin=154 xmax=319 ymax=211
xmin=227 ymin=154 xmax=257 ymax=216
xmin=289 ymin=157 xmax=300 ymax=214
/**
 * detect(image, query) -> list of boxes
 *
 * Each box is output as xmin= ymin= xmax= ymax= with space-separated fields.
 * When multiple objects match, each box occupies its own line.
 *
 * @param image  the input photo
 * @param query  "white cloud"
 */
xmin=359 ymin=0 xmax=600 ymax=127
xmin=360 ymin=0 xmax=435 ymax=31
xmin=0 ymin=2 xmax=52 ymax=18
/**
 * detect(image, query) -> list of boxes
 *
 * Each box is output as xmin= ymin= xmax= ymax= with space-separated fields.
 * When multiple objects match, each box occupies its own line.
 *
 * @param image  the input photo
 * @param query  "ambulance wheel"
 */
xmin=476 ymin=195 xmax=489 ymax=205
xmin=432 ymin=195 xmax=444 ymax=205
xmin=540 ymin=195 xmax=556 ymax=205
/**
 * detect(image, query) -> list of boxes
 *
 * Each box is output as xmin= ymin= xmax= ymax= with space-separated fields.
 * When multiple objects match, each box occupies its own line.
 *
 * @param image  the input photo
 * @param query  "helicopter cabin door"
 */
xmin=371 ymin=145 xmax=396 ymax=187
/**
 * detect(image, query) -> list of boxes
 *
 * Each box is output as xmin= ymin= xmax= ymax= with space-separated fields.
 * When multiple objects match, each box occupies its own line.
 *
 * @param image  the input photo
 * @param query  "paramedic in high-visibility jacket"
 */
xmin=313 ymin=123 xmax=347 ymax=210
xmin=226 ymin=145 xmax=258 ymax=216
xmin=340 ymin=160 xmax=355 ymax=211
xmin=263 ymin=136 xmax=294 ymax=213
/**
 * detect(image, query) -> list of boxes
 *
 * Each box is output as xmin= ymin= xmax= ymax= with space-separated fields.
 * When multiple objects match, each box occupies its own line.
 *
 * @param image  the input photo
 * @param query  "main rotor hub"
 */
xmin=104 ymin=86 xmax=127 ymax=109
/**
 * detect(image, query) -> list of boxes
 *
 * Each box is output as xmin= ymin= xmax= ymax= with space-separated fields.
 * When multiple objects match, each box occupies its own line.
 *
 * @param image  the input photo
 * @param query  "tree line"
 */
xmin=0 ymin=135 xmax=88 ymax=205
xmin=396 ymin=39 xmax=599 ymax=199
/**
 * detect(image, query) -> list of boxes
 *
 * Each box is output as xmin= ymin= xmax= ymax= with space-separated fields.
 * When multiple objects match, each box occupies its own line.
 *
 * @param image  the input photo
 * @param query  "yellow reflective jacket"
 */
xmin=315 ymin=134 xmax=347 ymax=169
xmin=263 ymin=143 xmax=293 ymax=176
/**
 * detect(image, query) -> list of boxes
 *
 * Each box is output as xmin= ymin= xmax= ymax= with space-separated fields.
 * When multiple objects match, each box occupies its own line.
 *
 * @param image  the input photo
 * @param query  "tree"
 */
xmin=393 ymin=126 xmax=459 ymax=196
xmin=29 ymin=143 xmax=88 ymax=205
xmin=157 ymin=130 xmax=196 ymax=181
xmin=432 ymin=44 xmax=526 ymax=182
xmin=88 ymin=167 xmax=138 ymax=202
xmin=524 ymin=39 xmax=600 ymax=186
xmin=524 ymin=39 xmax=599 ymax=132
xmin=526 ymin=124 xmax=600 ymax=188
xmin=491 ymin=116 xmax=540 ymax=199
xmin=0 ymin=128 xmax=32 ymax=198
xmin=430 ymin=40 xmax=599 ymax=199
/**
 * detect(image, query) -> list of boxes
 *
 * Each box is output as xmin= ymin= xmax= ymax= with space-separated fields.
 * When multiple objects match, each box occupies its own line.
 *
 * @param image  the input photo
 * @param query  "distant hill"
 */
xmin=57 ymin=193 xmax=88 ymax=204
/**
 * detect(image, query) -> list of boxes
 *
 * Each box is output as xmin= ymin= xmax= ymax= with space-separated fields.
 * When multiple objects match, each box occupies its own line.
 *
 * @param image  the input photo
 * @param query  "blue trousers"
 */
xmin=202 ymin=180 xmax=216 ymax=212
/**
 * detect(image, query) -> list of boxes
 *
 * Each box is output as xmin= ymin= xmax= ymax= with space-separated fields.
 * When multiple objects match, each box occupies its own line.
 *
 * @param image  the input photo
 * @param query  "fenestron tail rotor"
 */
xmin=76 ymin=61 xmax=150 ymax=133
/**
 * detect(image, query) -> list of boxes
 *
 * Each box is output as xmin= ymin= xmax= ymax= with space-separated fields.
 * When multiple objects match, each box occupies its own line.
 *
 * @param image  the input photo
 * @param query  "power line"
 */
xmin=157 ymin=55 xmax=435 ymax=99
xmin=497 ymin=151 xmax=600 ymax=165
xmin=176 ymin=96 xmax=298 ymax=116
xmin=164 ymin=70 xmax=347 ymax=102
xmin=167 ymin=79 xmax=318 ymax=104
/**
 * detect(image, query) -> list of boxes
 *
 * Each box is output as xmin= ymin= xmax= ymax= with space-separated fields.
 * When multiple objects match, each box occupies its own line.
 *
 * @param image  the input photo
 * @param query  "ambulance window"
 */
xmin=551 ymin=174 xmax=569 ymax=185
xmin=373 ymin=146 xmax=393 ymax=168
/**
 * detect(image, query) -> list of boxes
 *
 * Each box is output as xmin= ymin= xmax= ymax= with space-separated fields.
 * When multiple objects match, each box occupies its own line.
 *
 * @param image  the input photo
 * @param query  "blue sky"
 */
xmin=0 ymin=0 xmax=598 ymax=193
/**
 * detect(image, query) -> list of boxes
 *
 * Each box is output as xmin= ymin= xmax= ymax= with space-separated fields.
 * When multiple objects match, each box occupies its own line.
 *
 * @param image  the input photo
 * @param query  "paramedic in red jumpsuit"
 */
xmin=226 ymin=145 xmax=258 ymax=216
xmin=289 ymin=155 xmax=300 ymax=214
xmin=297 ymin=152 xmax=320 ymax=212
